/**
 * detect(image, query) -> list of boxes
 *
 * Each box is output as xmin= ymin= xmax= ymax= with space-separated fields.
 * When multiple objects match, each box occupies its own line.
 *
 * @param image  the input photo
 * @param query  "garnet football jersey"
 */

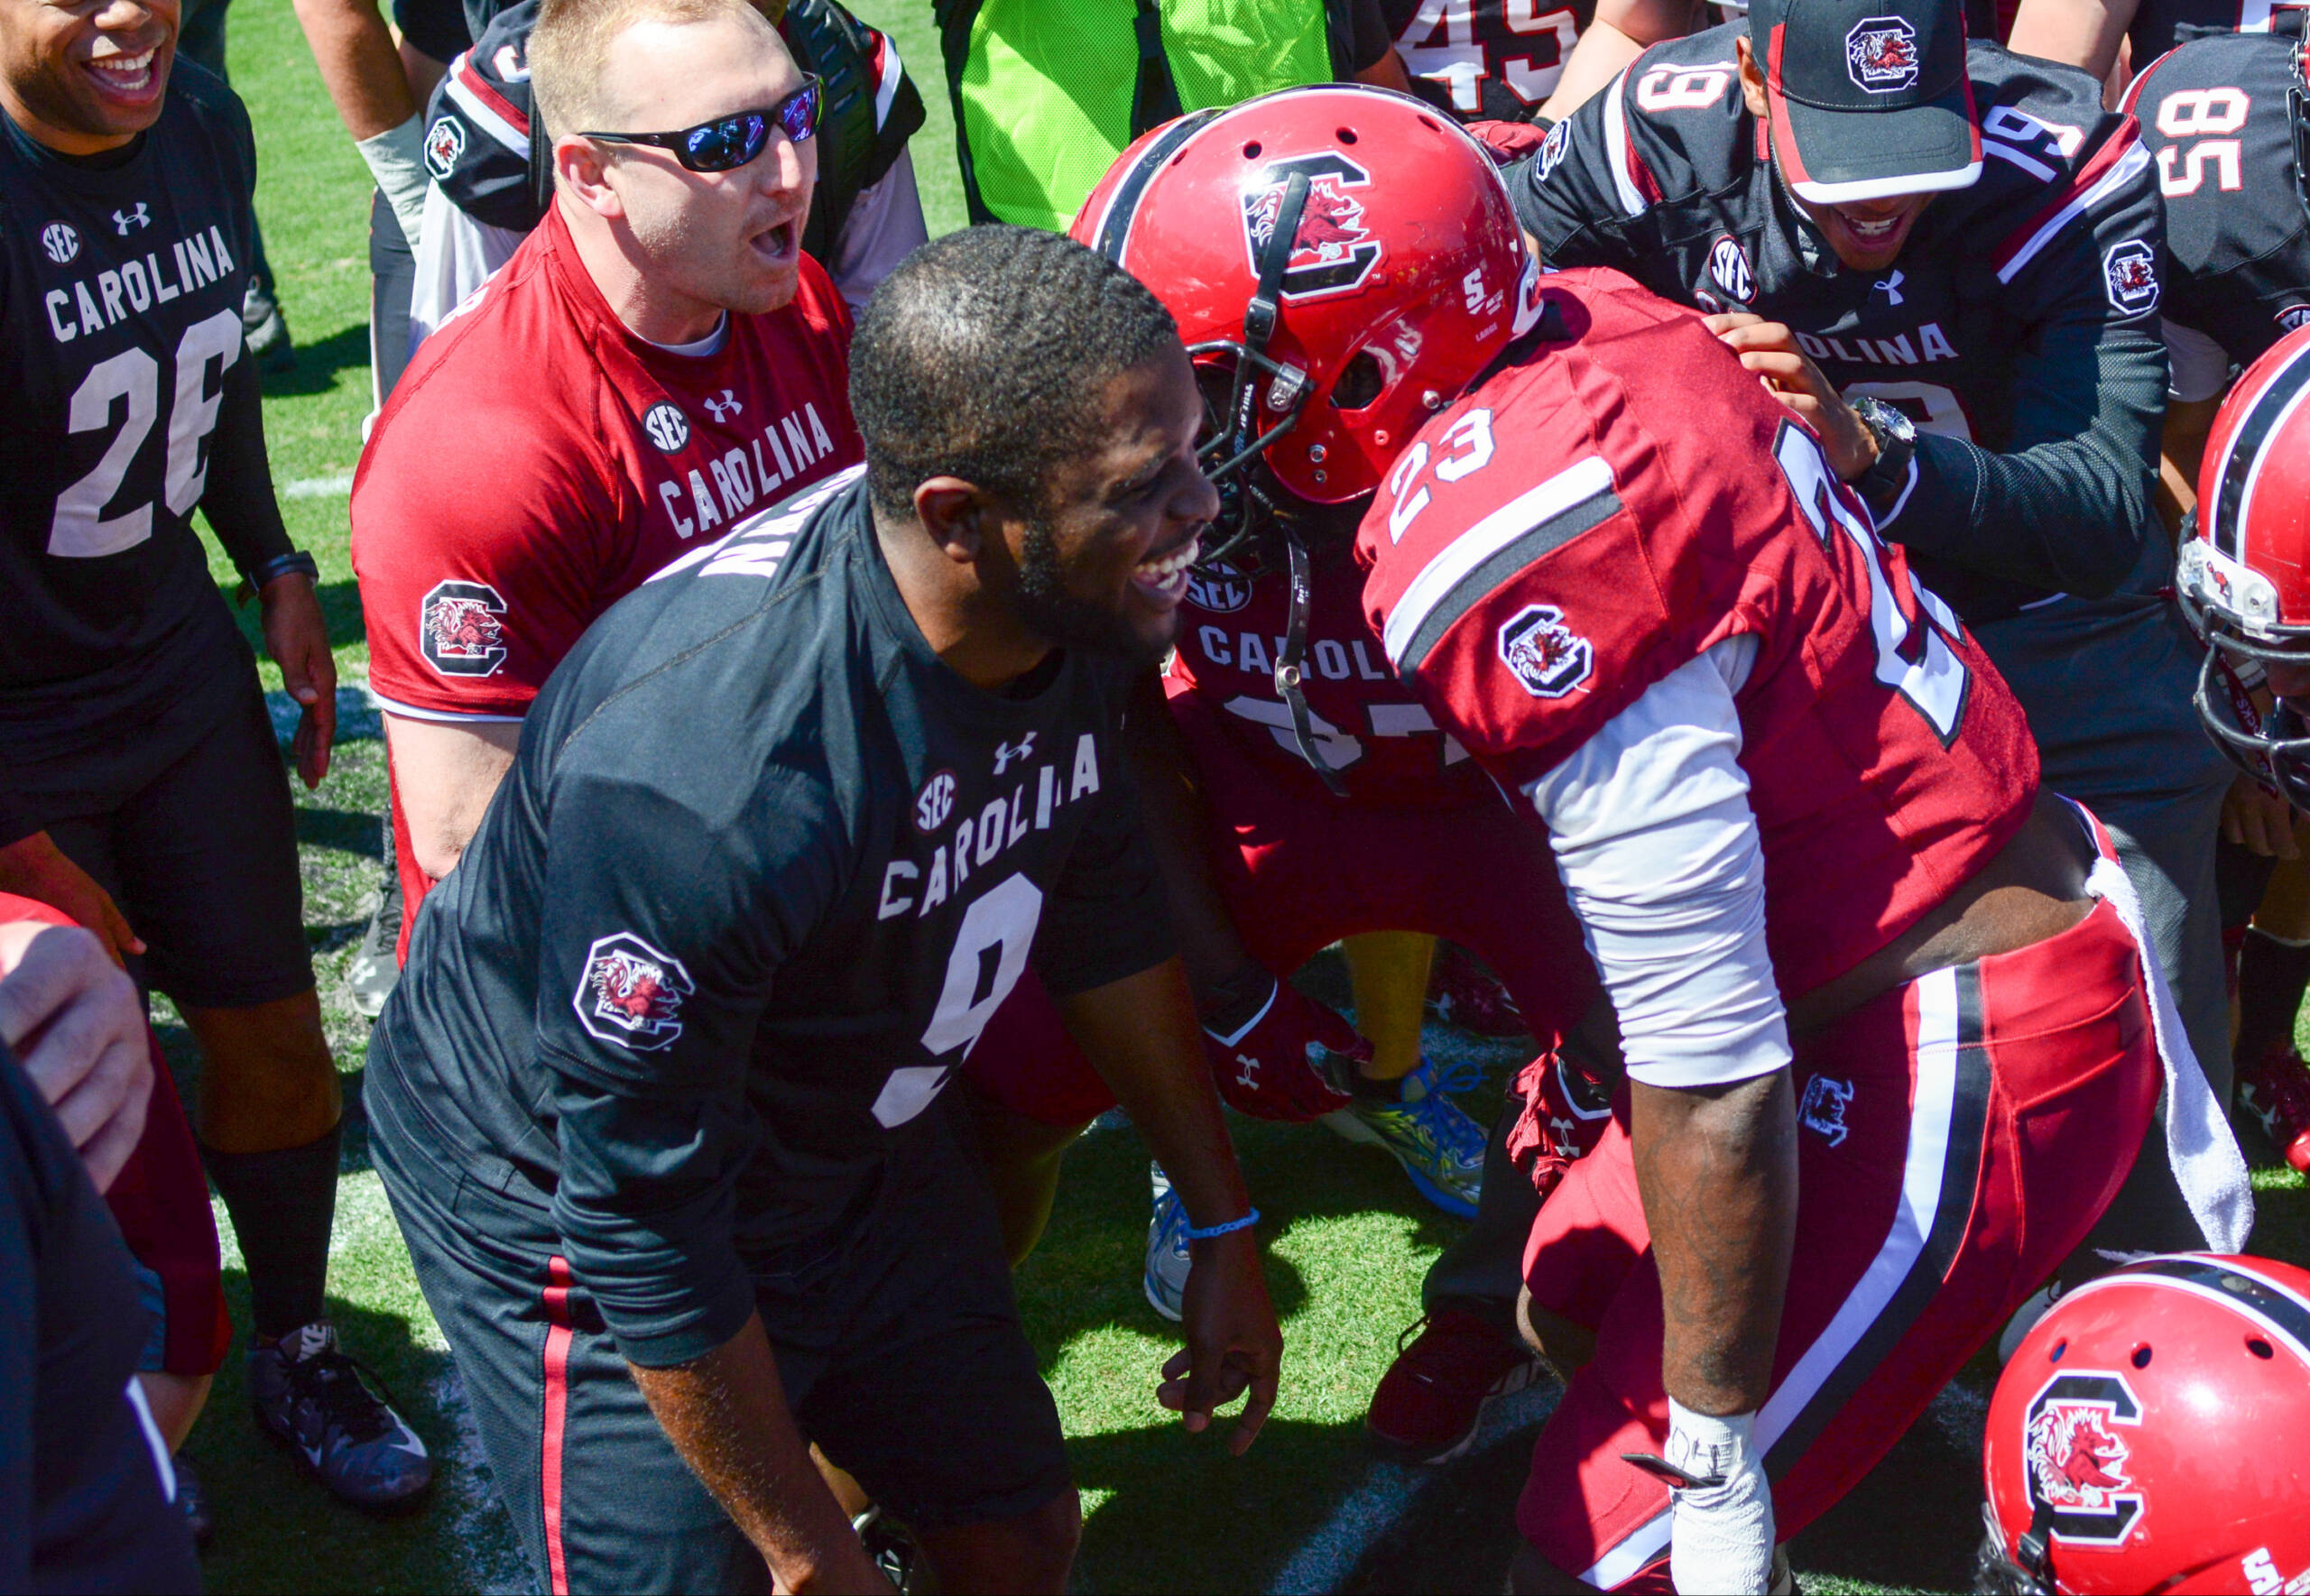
xmin=351 ymin=201 xmax=859 ymax=951
xmin=1384 ymin=0 xmax=1596 ymax=122
xmin=2127 ymin=27 xmax=2310 ymax=380
xmin=1361 ymin=272 xmax=2038 ymax=1001
xmin=1517 ymin=27 xmax=2168 ymax=624
xmin=1165 ymin=556 xmax=1498 ymax=808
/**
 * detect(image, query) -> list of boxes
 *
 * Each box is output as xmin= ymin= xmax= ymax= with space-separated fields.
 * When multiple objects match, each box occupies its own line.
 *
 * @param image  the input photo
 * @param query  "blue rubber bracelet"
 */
xmin=1183 ymin=1208 xmax=1261 ymax=1241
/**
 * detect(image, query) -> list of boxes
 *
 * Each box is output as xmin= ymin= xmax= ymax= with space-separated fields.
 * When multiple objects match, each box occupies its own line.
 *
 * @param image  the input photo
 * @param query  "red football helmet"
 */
xmin=2176 ymin=324 xmax=2310 ymax=807
xmin=1979 ymin=1253 xmax=2310 ymax=1594
xmin=1067 ymin=85 xmax=1542 ymax=572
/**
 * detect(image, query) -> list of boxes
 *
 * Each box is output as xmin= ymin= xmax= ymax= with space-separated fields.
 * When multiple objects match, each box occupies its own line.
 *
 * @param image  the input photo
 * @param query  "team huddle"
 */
xmin=13 ymin=0 xmax=2310 ymax=1587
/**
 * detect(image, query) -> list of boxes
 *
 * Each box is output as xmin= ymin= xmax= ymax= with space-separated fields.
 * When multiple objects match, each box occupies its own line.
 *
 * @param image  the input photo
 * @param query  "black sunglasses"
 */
xmin=583 ymin=75 xmax=821 ymax=172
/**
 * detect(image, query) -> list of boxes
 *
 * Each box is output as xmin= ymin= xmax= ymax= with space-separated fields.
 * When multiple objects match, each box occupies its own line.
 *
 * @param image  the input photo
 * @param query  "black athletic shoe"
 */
xmin=248 ymin=1323 xmax=432 ymax=1509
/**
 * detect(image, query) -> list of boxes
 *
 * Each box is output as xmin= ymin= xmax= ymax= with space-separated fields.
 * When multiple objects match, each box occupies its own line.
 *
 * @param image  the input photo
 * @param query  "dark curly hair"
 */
xmin=850 ymin=225 xmax=1184 ymax=521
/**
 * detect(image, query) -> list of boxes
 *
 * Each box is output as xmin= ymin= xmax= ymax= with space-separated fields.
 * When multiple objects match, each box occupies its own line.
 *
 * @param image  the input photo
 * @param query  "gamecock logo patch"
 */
xmin=424 ymin=115 xmax=467 ymax=180
xmin=1242 ymin=152 xmax=1383 ymax=300
xmin=2103 ymin=240 xmax=2159 ymax=317
xmin=1845 ymin=17 xmax=1920 ymax=93
xmin=2021 ymin=1371 xmax=2146 ymax=1547
xmin=1497 ymin=604 xmax=1593 ymax=699
xmin=574 ymin=933 xmax=695 ymax=1051
xmin=419 ymin=580 xmax=508 ymax=678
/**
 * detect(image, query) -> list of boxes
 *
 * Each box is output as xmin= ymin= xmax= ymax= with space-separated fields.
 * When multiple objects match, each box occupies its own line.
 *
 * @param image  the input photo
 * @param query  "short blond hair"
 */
xmin=530 ymin=0 xmax=780 ymax=143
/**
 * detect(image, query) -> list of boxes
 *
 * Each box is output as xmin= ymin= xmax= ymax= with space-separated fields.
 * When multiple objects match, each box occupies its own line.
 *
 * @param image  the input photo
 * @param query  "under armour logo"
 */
xmin=993 ymin=733 xmax=1037 ymax=774
xmin=703 ymin=389 xmax=743 ymax=423
xmin=1548 ymin=1113 xmax=1579 ymax=1157
xmin=1234 ymin=1054 xmax=1261 ymax=1088
xmin=1872 ymin=269 xmax=1905 ymax=305
xmin=112 ymin=203 xmax=150 ymax=235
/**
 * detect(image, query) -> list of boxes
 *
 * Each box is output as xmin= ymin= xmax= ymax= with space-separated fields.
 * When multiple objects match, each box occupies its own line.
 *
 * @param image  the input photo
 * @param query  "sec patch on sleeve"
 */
xmin=574 ymin=933 xmax=695 ymax=1051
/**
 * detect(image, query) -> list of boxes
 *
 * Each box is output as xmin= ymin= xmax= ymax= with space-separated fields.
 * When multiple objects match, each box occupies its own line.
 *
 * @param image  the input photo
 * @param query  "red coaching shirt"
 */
xmin=352 ymin=202 xmax=860 ymax=953
xmin=1361 ymin=272 xmax=2037 ymax=1001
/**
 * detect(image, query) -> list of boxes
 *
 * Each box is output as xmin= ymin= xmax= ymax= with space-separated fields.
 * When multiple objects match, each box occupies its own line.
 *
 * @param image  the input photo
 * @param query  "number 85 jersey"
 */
xmin=1360 ymin=272 xmax=2037 ymax=1001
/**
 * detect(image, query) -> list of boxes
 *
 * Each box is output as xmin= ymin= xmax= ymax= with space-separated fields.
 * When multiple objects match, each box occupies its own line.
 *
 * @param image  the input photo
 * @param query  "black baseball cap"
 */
xmin=1751 ymin=0 xmax=1982 ymax=204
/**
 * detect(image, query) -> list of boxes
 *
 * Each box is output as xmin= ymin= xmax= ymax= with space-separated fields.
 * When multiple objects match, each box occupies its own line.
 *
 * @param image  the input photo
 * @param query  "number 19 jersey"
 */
xmin=1361 ymin=272 xmax=2038 ymax=1001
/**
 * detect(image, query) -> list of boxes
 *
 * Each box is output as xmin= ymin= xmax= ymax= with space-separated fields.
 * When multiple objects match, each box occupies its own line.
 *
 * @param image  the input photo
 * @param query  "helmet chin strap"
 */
xmin=1236 ymin=169 xmax=1349 ymax=798
xmin=1275 ymin=530 xmax=1348 ymax=797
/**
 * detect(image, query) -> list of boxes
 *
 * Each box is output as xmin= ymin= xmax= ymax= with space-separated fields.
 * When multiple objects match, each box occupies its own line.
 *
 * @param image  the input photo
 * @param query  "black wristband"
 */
xmin=237 ymin=550 xmax=319 ymax=604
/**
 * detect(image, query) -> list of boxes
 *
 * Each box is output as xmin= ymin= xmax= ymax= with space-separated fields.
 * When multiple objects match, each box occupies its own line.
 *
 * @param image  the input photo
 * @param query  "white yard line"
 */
xmin=1266 ymin=1380 xmax=1559 ymax=1595
xmin=283 ymin=473 xmax=356 ymax=498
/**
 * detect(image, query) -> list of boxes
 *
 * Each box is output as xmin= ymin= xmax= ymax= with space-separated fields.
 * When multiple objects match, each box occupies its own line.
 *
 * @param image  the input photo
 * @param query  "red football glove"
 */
xmin=1200 ymin=973 xmax=1371 ymax=1122
xmin=1465 ymin=117 xmax=1551 ymax=168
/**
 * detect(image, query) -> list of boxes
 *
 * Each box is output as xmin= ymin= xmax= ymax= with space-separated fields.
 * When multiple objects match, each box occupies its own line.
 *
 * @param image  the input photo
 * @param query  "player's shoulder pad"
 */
xmin=424 ymin=0 xmax=541 ymax=230
xmin=2123 ymin=25 xmax=2296 ymax=125
xmin=1582 ymin=22 xmax=1754 ymax=217
xmin=1943 ymin=43 xmax=2157 ymax=287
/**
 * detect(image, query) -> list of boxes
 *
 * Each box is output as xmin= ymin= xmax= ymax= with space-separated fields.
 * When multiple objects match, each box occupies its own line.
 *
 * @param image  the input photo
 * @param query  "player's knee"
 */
xmin=1515 ymin=1283 xmax=1597 ymax=1372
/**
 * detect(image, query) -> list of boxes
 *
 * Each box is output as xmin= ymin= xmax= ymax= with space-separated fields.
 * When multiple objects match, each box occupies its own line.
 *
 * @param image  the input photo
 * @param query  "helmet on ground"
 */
xmin=2176 ymin=324 xmax=2310 ymax=807
xmin=1067 ymin=84 xmax=1542 ymax=574
xmin=1977 ymin=1253 xmax=2310 ymax=1594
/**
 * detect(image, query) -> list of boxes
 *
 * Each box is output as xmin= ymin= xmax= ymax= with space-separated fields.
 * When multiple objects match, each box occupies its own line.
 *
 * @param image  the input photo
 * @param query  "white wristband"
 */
xmin=356 ymin=114 xmax=431 ymax=255
xmin=1665 ymin=1399 xmax=1775 ymax=1595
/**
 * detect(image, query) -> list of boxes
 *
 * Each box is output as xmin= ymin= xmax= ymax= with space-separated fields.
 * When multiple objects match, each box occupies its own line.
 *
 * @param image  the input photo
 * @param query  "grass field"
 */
xmin=156 ymin=3 xmax=2310 ymax=1591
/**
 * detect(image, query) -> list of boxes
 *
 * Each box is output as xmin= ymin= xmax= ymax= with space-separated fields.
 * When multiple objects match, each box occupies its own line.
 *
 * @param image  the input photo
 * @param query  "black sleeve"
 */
xmin=1510 ymin=86 xmax=1648 ymax=271
xmin=0 ymin=1063 xmax=34 ymax=1594
xmin=1030 ymin=738 xmax=1175 ymax=999
xmin=1346 ymin=0 xmax=1396 ymax=71
xmin=199 ymin=98 xmax=293 ymax=579
xmin=1880 ymin=135 xmax=2167 ymax=599
xmin=393 ymin=0 xmax=473 ymax=66
xmin=0 ymin=768 xmax=40 ymax=851
xmin=200 ymin=352 xmax=294 ymax=580
xmin=534 ymin=763 xmax=837 ymax=1369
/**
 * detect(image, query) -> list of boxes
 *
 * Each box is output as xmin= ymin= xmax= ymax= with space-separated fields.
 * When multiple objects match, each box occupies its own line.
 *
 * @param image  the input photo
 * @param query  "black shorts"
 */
xmin=26 ymin=674 xmax=312 ymax=1011
xmin=366 ymin=1050 xmax=1070 ymax=1595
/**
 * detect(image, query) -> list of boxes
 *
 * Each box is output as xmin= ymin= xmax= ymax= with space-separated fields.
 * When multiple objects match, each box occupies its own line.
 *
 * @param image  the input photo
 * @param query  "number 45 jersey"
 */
xmin=374 ymin=467 xmax=1174 ymax=1347
xmin=1360 ymin=272 xmax=2037 ymax=1001
xmin=0 ymin=65 xmax=291 ymax=761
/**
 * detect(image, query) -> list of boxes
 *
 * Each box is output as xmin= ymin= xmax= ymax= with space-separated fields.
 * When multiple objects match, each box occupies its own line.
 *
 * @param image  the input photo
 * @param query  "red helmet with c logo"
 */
xmin=1067 ymin=85 xmax=1541 ymax=571
xmin=1978 ymin=1253 xmax=2310 ymax=1594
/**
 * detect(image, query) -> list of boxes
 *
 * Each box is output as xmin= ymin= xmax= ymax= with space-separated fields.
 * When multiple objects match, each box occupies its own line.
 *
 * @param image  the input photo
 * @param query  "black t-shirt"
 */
xmin=1517 ymin=29 xmax=2169 ymax=623
xmin=374 ymin=467 xmax=1174 ymax=1367
xmin=2129 ymin=27 xmax=2310 ymax=377
xmin=0 ymin=1038 xmax=197 ymax=1595
xmin=1383 ymin=0 xmax=1599 ymax=121
xmin=0 ymin=63 xmax=290 ymax=766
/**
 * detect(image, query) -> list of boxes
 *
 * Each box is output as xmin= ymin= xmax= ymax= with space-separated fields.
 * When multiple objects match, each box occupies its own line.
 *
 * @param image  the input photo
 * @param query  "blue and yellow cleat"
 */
xmin=1320 ymin=1056 xmax=1487 ymax=1218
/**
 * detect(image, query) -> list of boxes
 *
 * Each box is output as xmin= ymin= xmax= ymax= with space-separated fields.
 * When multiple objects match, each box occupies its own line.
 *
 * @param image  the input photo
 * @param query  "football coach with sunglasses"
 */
xmin=351 ymin=0 xmax=861 ymax=964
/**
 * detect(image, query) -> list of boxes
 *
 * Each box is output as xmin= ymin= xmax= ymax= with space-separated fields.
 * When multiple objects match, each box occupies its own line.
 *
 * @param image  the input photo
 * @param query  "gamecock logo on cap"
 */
xmin=1845 ymin=17 xmax=1921 ymax=93
xmin=574 ymin=933 xmax=696 ymax=1050
xmin=1497 ymin=604 xmax=1594 ymax=699
xmin=1242 ymin=152 xmax=1384 ymax=300
xmin=2103 ymin=240 xmax=2159 ymax=316
xmin=419 ymin=580 xmax=509 ymax=678
xmin=2021 ymin=1371 xmax=2147 ymax=1546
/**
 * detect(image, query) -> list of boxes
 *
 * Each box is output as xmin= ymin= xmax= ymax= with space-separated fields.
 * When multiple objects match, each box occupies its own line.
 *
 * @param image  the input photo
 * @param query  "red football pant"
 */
xmin=962 ymin=694 xmax=1598 ymax=1125
xmin=1517 ymin=896 xmax=2160 ymax=1590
